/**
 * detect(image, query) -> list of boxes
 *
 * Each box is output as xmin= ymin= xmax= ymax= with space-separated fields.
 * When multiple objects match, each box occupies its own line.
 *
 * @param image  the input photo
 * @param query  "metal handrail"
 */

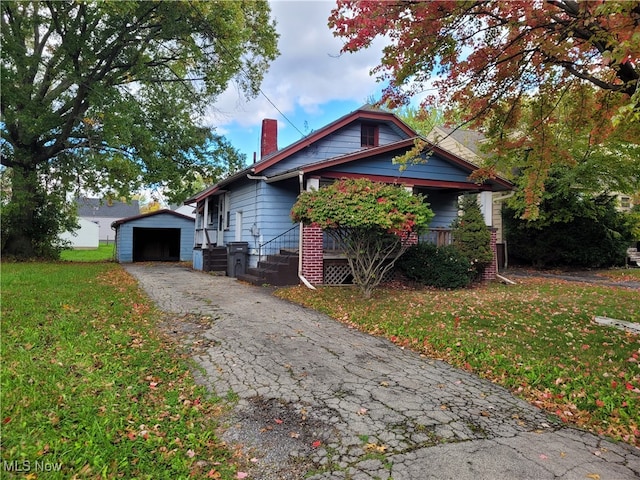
xmin=258 ymin=224 xmax=300 ymax=258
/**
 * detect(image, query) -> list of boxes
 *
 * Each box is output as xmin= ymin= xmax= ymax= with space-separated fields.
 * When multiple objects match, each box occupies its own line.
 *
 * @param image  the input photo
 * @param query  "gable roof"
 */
xmin=76 ymin=197 xmax=140 ymax=218
xmin=111 ymin=208 xmax=195 ymax=228
xmin=425 ymin=126 xmax=490 ymax=164
xmin=184 ymin=106 xmax=514 ymax=204
xmin=251 ymin=105 xmax=416 ymax=174
xmin=437 ymin=127 xmax=487 ymax=156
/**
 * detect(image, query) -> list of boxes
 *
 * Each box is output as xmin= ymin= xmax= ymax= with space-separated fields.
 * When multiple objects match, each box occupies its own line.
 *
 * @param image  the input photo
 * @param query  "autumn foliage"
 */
xmin=330 ymin=1 xmax=640 ymax=217
xmin=291 ymin=178 xmax=433 ymax=297
xmin=330 ymin=1 xmax=639 ymax=123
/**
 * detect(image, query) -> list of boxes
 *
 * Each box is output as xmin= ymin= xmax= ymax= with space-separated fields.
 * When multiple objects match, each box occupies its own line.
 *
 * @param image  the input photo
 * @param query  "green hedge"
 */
xmin=397 ymin=243 xmax=473 ymax=289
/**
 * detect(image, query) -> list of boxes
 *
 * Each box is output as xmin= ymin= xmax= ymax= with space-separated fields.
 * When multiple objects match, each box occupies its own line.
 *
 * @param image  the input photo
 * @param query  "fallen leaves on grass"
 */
xmin=2 ymin=263 xmax=239 ymax=479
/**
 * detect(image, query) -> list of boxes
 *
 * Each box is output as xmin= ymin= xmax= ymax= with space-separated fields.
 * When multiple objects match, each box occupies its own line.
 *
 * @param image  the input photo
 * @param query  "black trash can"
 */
xmin=227 ymin=242 xmax=248 ymax=278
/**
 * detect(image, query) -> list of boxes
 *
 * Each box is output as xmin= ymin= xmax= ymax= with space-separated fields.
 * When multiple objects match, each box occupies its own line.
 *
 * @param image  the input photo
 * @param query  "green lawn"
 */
xmin=599 ymin=268 xmax=640 ymax=282
xmin=1 ymin=262 xmax=238 ymax=479
xmin=60 ymin=242 xmax=115 ymax=262
xmin=276 ymin=276 xmax=640 ymax=447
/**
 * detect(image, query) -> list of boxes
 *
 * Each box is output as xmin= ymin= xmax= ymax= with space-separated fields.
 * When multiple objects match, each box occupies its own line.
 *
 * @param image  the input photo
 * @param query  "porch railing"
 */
xmin=254 ymin=226 xmax=451 ymax=261
xmin=323 ymin=232 xmax=344 ymax=253
xmin=258 ymin=224 xmax=300 ymax=258
xmin=418 ymin=228 xmax=452 ymax=247
xmin=195 ymin=227 xmax=217 ymax=248
xmin=323 ymin=228 xmax=452 ymax=252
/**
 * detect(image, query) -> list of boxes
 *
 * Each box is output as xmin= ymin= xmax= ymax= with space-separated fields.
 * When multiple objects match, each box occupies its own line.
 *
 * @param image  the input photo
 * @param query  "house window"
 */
xmin=361 ymin=123 xmax=378 ymax=148
xmin=218 ymin=193 xmax=230 ymax=230
xmin=620 ymin=196 xmax=631 ymax=210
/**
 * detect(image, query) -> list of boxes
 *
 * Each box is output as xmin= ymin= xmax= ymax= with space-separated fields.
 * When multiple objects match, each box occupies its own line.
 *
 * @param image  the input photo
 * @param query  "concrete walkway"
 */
xmin=124 ymin=263 xmax=640 ymax=480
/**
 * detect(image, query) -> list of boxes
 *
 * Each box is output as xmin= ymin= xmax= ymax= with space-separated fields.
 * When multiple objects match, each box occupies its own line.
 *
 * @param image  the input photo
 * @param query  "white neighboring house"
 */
xmin=75 ymin=197 xmax=140 ymax=242
xmin=59 ymin=217 xmax=99 ymax=249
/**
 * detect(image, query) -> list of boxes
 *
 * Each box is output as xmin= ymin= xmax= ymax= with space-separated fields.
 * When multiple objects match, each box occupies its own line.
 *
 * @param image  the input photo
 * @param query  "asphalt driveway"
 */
xmin=124 ymin=263 xmax=640 ymax=480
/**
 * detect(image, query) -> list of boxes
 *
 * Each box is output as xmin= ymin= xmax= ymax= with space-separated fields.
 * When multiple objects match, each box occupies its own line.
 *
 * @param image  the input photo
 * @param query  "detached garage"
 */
xmin=112 ymin=209 xmax=195 ymax=263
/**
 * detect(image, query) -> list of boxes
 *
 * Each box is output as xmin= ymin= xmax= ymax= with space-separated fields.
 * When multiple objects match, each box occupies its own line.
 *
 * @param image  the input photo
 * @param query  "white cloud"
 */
xmin=204 ymin=0 xmax=389 ymax=132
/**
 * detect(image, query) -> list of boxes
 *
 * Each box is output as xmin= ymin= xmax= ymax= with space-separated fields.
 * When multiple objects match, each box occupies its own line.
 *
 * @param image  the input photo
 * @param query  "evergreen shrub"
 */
xmin=397 ymin=243 xmax=473 ymax=289
xmin=450 ymin=195 xmax=493 ymax=279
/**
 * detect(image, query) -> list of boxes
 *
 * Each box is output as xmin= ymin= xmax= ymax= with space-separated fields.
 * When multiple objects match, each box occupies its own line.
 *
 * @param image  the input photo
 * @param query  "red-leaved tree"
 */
xmin=330 ymin=1 xmax=639 ymax=123
xmin=329 ymin=1 xmax=640 ymax=216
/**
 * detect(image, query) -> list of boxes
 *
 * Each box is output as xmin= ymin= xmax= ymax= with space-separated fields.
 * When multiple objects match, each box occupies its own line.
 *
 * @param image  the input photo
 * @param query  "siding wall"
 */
xmin=59 ymin=218 xmax=100 ymax=249
xmin=423 ymin=191 xmax=459 ymax=229
xmin=222 ymin=179 xmax=258 ymax=250
xmin=78 ymin=216 xmax=120 ymax=242
xmin=263 ymin=122 xmax=409 ymax=176
xmin=330 ymin=153 xmax=473 ymax=183
xmin=115 ymin=213 xmax=194 ymax=262
xmin=223 ymin=179 xmax=300 ymax=267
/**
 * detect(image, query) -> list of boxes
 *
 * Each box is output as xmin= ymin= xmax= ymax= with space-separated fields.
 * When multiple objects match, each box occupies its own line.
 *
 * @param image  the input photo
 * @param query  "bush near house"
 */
xmin=397 ymin=243 xmax=473 ymax=289
xmin=291 ymin=178 xmax=434 ymax=298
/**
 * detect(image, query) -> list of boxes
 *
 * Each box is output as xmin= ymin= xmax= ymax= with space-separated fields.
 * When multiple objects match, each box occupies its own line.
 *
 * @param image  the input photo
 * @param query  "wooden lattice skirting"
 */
xmin=323 ymin=261 xmax=396 ymax=285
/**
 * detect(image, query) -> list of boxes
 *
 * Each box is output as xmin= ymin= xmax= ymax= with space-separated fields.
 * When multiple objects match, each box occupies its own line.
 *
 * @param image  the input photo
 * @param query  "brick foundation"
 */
xmin=301 ymin=224 xmax=324 ymax=284
xmin=482 ymin=229 xmax=498 ymax=281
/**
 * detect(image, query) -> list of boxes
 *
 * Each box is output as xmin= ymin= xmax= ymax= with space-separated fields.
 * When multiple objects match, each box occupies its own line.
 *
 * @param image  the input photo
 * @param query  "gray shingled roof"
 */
xmin=75 ymin=198 xmax=140 ymax=218
xmin=437 ymin=127 xmax=487 ymax=157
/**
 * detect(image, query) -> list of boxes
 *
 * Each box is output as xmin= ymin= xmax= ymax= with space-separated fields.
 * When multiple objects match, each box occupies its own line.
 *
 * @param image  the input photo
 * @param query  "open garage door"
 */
xmin=133 ymin=227 xmax=180 ymax=262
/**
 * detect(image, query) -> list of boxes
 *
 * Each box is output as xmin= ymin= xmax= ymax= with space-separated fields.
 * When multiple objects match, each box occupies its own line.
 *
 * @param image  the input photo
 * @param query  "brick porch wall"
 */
xmin=404 ymin=231 xmax=418 ymax=246
xmin=482 ymin=228 xmax=498 ymax=281
xmin=301 ymin=224 xmax=323 ymax=284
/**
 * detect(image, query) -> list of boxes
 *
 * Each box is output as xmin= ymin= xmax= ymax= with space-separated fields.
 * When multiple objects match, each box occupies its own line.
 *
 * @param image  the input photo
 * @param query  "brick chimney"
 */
xmin=261 ymin=119 xmax=278 ymax=158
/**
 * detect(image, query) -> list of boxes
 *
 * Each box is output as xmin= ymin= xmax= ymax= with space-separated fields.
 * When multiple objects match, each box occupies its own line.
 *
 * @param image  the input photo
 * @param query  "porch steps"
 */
xmin=202 ymin=246 xmax=227 ymax=272
xmin=628 ymin=247 xmax=640 ymax=267
xmin=237 ymin=251 xmax=299 ymax=286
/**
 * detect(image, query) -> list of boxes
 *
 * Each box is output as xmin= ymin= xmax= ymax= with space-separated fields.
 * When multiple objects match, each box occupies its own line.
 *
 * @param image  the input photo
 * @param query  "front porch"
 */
xmin=194 ymin=221 xmax=458 ymax=286
xmin=237 ymin=225 xmax=454 ymax=286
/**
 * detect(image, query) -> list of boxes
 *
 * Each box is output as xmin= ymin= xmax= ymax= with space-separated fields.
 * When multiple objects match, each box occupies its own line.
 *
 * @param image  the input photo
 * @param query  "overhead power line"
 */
xmin=187 ymin=0 xmax=307 ymax=140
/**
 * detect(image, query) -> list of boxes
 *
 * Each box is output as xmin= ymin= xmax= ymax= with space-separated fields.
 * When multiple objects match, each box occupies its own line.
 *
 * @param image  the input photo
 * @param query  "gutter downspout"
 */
xmin=297 ymin=171 xmax=316 ymax=290
xmin=492 ymin=191 xmax=515 ymax=203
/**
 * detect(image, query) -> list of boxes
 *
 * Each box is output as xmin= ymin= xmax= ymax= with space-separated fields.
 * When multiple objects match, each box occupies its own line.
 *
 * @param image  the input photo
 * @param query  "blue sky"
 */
xmin=203 ymin=0 xmax=391 ymax=164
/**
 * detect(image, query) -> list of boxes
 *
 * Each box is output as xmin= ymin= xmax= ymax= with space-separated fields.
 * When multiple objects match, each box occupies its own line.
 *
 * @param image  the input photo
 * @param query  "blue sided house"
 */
xmin=185 ymin=105 xmax=513 ymax=285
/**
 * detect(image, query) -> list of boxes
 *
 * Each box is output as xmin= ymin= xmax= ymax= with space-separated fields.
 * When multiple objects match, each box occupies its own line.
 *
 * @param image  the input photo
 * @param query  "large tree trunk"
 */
xmin=2 ymin=164 xmax=40 ymax=258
